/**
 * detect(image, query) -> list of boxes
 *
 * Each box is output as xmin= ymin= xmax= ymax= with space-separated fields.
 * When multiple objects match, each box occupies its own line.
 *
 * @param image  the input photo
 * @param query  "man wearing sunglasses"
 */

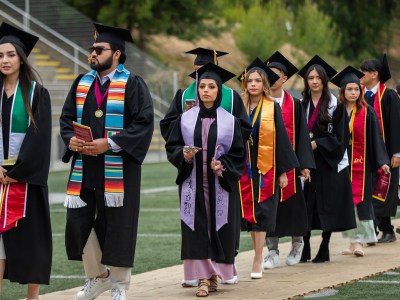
xmin=60 ymin=23 xmax=154 ymax=300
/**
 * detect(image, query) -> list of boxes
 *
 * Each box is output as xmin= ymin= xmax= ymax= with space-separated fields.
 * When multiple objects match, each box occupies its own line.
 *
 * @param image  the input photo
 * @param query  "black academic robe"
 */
xmin=60 ymin=71 xmax=154 ymax=267
xmin=304 ymin=101 xmax=356 ymax=232
xmin=2 ymin=85 xmax=52 ymax=284
xmin=347 ymin=105 xmax=390 ymax=220
xmin=166 ymin=114 xmax=245 ymax=264
xmin=271 ymin=97 xmax=315 ymax=238
xmin=366 ymin=88 xmax=400 ymax=217
xmin=160 ymin=85 xmax=251 ymax=256
xmin=241 ymin=102 xmax=299 ymax=234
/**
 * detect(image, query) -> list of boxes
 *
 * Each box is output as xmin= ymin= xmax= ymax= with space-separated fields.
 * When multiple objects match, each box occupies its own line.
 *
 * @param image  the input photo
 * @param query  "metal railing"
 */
xmin=0 ymin=0 xmax=90 ymax=74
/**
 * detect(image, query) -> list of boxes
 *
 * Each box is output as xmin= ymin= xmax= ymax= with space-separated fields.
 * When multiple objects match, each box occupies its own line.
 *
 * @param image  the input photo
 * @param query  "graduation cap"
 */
xmin=189 ymin=62 xmax=235 ymax=84
xmin=330 ymin=66 xmax=365 ymax=88
xmin=93 ymin=23 xmax=133 ymax=53
xmin=237 ymin=57 xmax=280 ymax=87
xmin=0 ymin=22 xmax=38 ymax=56
xmin=297 ymin=55 xmax=337 ymax=79
xmin=265 ymin=51 xmax=298 ymax=80
xmin=379 ymin=54 xmax=391 ymax=83
xmin=186 ymin=47 xmax=228 ymax=66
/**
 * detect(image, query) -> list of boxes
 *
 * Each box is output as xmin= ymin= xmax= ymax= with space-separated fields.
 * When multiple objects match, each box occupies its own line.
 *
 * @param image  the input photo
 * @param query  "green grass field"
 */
xmin=1 ymin=161 xmax=399 ymax=299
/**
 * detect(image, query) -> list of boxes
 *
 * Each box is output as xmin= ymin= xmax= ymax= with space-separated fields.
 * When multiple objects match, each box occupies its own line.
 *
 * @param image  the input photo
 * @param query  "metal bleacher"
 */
xmin=0 ymin=0 xmax=174 ymax=168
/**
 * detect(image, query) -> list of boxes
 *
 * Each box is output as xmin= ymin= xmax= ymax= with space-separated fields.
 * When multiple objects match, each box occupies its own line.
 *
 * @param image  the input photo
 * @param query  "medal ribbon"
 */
xmin=94 ymin=79 xmax=109 ymax=109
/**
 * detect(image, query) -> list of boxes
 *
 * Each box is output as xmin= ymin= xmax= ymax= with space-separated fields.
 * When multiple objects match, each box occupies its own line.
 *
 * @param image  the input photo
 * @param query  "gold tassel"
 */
xmin=214 ymin=50 xmax=217 ymax=65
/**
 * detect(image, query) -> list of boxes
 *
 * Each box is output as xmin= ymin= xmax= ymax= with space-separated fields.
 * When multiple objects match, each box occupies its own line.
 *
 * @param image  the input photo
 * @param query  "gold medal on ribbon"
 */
xmin=95 ymin=109 xmax=103 ymax=118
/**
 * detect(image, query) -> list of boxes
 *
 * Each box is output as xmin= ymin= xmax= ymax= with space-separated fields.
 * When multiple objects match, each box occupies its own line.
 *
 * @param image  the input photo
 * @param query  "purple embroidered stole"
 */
xmin=180 ymin=106 xmax=235 ymax=231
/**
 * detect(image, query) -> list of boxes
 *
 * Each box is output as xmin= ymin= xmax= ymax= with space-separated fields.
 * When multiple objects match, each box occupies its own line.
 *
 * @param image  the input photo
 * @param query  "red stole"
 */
xmin=0 ymin=182 xmax=28 ymax=232
xmin=365 ymin=83 xmax=386 ymax=141
xmin=349 ymin=104 xmax=367 ymax=205
xmin=280 ymin=91 xmax=296 ymax=201
xmin=239 ymin=97 xmax=275 ymax=223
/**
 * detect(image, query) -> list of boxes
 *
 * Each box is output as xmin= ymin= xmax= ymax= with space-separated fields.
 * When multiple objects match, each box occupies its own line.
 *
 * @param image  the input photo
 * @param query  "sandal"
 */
xmin=209 ymin=275 xmax=218 ymax=292
xmin=196 ymin=279 xmax=209 ymax=297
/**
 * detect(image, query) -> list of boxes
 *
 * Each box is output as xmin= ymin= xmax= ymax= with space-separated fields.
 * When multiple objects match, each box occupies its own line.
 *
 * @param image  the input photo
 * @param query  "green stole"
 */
xmin=0 ymin=81 xmax=34 ymax=232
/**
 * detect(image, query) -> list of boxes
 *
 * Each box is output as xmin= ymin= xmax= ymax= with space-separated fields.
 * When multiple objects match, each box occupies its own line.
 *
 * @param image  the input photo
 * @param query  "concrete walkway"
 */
xmin=40 ymin=220 xmax=400 ymax=300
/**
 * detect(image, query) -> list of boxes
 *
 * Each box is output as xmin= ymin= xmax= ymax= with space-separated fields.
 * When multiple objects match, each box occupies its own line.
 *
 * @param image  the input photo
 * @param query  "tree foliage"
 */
xmin=314 ymin=0 xmax=396 ymax=60
xmin=291 ymin=0 xmax=340 ymax=59
xmin=234 ymin=0 xmax=293 ymax=60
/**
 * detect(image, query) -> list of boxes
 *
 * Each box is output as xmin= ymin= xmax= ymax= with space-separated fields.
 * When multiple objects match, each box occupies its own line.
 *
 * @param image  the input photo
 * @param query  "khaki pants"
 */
xmin=83 ymin=229 xmax=131 ymax=290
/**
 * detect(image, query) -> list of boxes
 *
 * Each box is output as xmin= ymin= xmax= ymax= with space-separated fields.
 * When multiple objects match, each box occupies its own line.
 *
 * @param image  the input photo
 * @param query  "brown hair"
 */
xmin=338 ymin=82 xmax=366 ymax=113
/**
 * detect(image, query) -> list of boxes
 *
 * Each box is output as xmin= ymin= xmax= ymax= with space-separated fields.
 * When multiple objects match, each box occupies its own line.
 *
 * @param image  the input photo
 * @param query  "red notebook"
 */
xmin=73 ymin=121 xmax=93 ymax=155
xmin=372 ymin=171 xmax=391 ymax=202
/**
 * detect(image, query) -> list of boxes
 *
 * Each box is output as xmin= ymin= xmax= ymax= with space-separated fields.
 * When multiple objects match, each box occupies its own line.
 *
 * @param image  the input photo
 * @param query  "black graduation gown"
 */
xmin=2 ymin=85 xmax=52 ymax=284
xmin=241 ymin=102 xmax=299 ymax=233
xmin=347 ymin=105 xmax=390 ymax=220
xmin=160 ymin=85 xmax=251 ymax=256
xmin=271 ymin=97 xmax=316 ymax=238
xmin=304 ymin=101 xmax=356 ymax=232
xmin=60 ymin=72 xmax=154 ymax=267
xmin=366 ymin=88 xmax=400 ymax=217
xmin=166 ymin=114 xmax=245 ymax=264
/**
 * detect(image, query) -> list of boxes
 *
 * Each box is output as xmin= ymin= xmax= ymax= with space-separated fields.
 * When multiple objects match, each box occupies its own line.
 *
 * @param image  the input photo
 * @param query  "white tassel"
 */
xmin=64 ymin=195 xmax=87 ymax=208
xmin=104 ymin=193 xmax=124 ymax=207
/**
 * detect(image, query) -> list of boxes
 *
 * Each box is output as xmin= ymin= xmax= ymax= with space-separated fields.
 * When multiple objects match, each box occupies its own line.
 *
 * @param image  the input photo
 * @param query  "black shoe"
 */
xmin=300 ymin=245 xmax=310 ymax=263
xmin=312 ymin=249 xmax=330 ymax=263
xmin=366 ymin=242 xmax=376 ymax=246
xmin=312 ymin=238 xmax=330 ymax=263
xmin=378 ymin=232 xmax=396 ymax=243
xmin=396 ymin=227 xmax=400 ymax=234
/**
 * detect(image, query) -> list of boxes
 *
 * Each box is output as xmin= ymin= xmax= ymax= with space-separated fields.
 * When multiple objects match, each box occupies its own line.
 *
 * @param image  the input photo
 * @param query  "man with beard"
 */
xmin=60 ymin=23 xmax=153 ymax=300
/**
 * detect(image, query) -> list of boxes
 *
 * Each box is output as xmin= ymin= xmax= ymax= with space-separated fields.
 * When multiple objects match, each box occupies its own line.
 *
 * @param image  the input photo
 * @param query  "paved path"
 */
xmin=40 ymin=220 xmax=400 ymax=300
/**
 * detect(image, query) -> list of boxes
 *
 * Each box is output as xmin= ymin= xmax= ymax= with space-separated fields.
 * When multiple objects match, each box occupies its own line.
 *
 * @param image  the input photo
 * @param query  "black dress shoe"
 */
xmin=378 ymin=232 xmax=396 ymax=243
xmin=312 ymin=249 xmax=330 ymax=263
xmin=396 ymin=227 xmax=400 ymax=234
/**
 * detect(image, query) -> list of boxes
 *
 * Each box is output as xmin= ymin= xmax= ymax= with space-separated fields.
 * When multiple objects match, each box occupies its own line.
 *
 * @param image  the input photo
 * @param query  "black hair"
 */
xmin=301 ymin=64 xmax=332 ymax=131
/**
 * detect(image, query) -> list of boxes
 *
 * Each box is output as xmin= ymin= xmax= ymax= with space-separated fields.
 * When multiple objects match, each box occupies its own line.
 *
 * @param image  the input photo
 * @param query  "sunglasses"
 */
xmin=88 ymin=46 xmax=113 ymax=55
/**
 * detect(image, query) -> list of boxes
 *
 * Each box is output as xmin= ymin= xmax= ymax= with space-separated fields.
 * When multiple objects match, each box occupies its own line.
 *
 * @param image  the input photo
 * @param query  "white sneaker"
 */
xmin=221 ymin=275 xmax=238 ymax=284
xmin=181 ymin=279 xmax=199 ymax=287
xmin=286 ymin=241 xmax=304 ymax=266
xmin=75 ymin=276 xmax=112 ymax=300
xmin=263 ymin=250 xmax=280 ymax=269
xmin=111 ymin=288 xmax=127 ymax=300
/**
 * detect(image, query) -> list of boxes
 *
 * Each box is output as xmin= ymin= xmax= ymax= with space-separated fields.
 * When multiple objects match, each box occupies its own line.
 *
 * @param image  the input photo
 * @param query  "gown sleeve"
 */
xmin=367 ymin=105 xmax=390 ymax=170
xmin=107 ymin=75 xmax=154 ymax=164
xmin=6 ymin=86 xmax=52 ymax=187
xmin=165 ymin=115 xmax=194 ymax=185
xmin=274 ymin=103 xmax=299 ymax=175
xmin=315 ymin=103 xmax=350 ymax=169
xmin=59 ymin=74 xmax=83 ymax=163
xmin=382 ymin=89 xmax=400 ymax=156
xmin=217 ymin=118 xmax=245 ymax=192
xmin=294 ymin=99 xmax=316 ymax=170
xmin=159 ymin=89 xmax=184 ymax=142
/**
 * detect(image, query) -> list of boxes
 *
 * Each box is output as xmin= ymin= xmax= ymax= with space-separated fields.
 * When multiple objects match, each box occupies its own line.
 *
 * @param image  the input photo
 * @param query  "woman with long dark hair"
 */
xmin=166 ymin=63 xmax=245 ymax=297
xmin=0 ymin=22 xmax=52 ymax=299
xmin=331 ymin=66 xmax=390 ymax=257
xmin=299 ymin=55 xmax=356 ymax=263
